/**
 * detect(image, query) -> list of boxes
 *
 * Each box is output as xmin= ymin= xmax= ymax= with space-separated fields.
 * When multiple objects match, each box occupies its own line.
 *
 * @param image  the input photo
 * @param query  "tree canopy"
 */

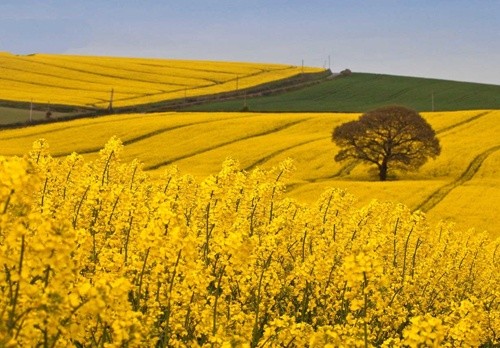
xmin=332 ymin=106 xmax=441 ymax=181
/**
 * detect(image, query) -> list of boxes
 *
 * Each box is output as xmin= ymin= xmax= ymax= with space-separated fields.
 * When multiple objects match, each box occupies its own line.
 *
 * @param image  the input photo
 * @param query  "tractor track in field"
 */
xmin=414 ymin=144 xmax=500 ymax=213
xmin=8 ymin=56 xmax=193 ymax=87
xmin=305 ymin=160 xmax=361 ymax=183
xmin=0 ymin=114 xmax=155 ymax=140
xmin=145 ymin=119 xmax=309 ymax=171
xmin=306 ymin=162 xmax=357 ymax=183
xmin=244 ymin=137 xmax=326 ymax=171
xmin=52 ymin=115 xmax=252 ymax=157
xmin=53 ymin=123 xmax=196 ymax=158
xmin=436 ymin=111 xmax=491 ymax=134
xmin=332 ymin=160 xmax=361 ymax=178
xmin=53 ymin=124 xmax=197 ymax=157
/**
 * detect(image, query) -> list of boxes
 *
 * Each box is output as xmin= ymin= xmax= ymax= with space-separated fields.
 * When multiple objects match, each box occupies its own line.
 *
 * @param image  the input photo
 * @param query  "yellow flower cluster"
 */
xmin=0 ymin=138 xmax=498 ymax=347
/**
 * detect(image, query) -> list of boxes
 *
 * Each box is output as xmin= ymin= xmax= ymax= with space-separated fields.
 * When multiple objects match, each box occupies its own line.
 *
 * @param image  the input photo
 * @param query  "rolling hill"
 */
xmin=1 ymin=53 xmax=498 ymax=346
xmin=0 ymin=52 xmax=323 ymax=110
xmin=185 ymin=73 xmax=500 ymax=112
xmin=2 ymin=52 xmax=499 ymax=128
xmin=1 ymin=53 xmax=498 ymax=236
xmin=0 ymin=110 xmax=498 ymax=237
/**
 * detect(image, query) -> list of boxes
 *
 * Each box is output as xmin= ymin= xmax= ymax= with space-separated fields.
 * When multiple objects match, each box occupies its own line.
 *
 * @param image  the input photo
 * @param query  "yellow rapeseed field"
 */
xmin=0 ymin=52 xmax=323 ymax=108
xmin=1 ymin=50 xmax=498 ymax=347
xmin=0 ymin=139 xmax=498 ymax=346
xmin=0 ymin=110 xmax=498 ymax=238
xmin=425 ymin=148 xmax=500 ymax=233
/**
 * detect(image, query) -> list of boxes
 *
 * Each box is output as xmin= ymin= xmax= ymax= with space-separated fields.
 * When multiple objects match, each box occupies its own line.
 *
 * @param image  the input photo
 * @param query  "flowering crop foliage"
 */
xmin=0 ymin=53 xmax=323 ymax=108
xmin=0 ymin=138 xmax=499 ymax=347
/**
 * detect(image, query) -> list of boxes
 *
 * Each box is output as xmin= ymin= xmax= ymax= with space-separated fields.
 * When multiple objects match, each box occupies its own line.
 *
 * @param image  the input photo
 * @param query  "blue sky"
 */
xmin=1 ymin=0 xmax=499 ymax=85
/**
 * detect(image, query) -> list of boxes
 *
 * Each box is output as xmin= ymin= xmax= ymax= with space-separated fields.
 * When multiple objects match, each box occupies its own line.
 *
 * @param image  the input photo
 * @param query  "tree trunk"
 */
xmin=379 ymin=160 xmax=388 ymax=181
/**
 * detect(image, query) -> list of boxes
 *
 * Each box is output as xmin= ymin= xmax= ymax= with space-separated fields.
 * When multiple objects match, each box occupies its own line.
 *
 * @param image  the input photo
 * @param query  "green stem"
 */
xmin=393 ymin=218 xmax=399 ymax=267
xmin=269 ymin=169 xmax=284 ymax=223
xmin=161 ymin=249 xmax=182 ymax=348
xmin=101 ymin=150 xmax=114 ymax=186
xmin=212 ymin=265 xmax=226 ymax=339
xmin=301 ymin=228 xmax=308 ymax=263
xmin=136 ymin=248 xmax=151 ymax=310
xmin=72 ymin=185 xmax=90 ymax=228
xmin=62 ymin=162 xmax=76 ymax=200
xmin=123 ymin=215 xmax=134 ymax=265
xmin=130 ymin=163 xmax=138 ymax=190
xmin=8 ymin=235 xmax=25 ymax=333
xmin=401 ymin=225 xmax=414 ymax=282
xmin=41 ymin=176 xmax=48 ymax=211
xmin=251 ymin=252 xmax=273 ymax=347
xmin=2 ymin=189 xmax=14 ymax=214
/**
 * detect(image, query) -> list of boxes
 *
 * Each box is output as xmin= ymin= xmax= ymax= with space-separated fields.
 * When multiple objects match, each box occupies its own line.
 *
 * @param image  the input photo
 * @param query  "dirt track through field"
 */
xmin=244 ymin=137 xmax=326 ymax=171
xmin=145 ymin=119 xmax=309 ymax=170
xmin=415 ymin=145 xmax=500 ymax=213
xmin=52 ymin=115 xmax=252 ymax=157
xmin=436 ymin=111 xmax=491 ymax=134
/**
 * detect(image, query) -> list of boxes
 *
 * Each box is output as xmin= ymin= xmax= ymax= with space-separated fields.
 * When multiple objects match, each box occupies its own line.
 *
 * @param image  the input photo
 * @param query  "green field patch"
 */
xmin=186 ymin=73 xmax=500 ymax=112
xmin=0 ymin=106 xmax=73 ymax=125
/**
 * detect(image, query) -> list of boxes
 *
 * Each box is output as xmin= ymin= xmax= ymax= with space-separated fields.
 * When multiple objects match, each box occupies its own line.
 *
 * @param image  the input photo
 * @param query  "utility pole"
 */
xmin=301 ymin=59 xmax=304 ymax=73
xmin=328 ymin=55 xmax=331 ymax=70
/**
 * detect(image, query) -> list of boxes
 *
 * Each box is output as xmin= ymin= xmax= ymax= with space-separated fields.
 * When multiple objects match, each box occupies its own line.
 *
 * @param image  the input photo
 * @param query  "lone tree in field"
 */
xmin=332 ymin=106 xmax=441 ymax=181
